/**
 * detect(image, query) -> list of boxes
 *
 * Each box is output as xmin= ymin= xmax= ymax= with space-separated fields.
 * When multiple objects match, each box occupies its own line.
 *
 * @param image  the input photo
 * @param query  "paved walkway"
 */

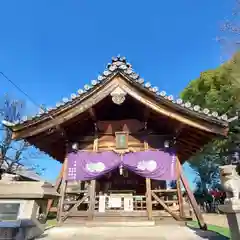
xmin=37 ymin=225 xmax=228 ymax=240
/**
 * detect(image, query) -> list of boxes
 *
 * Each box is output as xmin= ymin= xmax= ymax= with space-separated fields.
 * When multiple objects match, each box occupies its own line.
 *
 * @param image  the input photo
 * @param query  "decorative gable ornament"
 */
xmin=110 ymin=87 xmax=127 ymax=105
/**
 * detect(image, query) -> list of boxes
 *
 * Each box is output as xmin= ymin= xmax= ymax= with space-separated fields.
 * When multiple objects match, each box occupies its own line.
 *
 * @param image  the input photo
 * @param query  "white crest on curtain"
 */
xmin=137 ymin=160 xmax=157 ymax=172
xmin=86 ymin=162 xmax=106 ymax=173
xmin=68 ymin=160 xmax=77 ymax=180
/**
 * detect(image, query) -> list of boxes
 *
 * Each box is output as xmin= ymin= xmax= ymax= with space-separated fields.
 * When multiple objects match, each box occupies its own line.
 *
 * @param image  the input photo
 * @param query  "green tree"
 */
xmin=181 ymin=53 xmax=240 ymax=188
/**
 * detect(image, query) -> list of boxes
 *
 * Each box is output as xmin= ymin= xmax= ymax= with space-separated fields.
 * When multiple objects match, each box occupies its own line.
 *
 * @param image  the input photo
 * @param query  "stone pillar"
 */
xmin=218 ymin=203 xmax=240 ymax=240
xmin=218 ymin=165 xmax=240 ymax=240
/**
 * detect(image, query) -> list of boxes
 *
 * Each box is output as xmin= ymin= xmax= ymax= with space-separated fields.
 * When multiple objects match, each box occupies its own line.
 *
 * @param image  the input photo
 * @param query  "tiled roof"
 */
xmin=2 ymin=55 xmax=229 ymax=128
xmin=0 ymin=163 xmax=43 ymax=181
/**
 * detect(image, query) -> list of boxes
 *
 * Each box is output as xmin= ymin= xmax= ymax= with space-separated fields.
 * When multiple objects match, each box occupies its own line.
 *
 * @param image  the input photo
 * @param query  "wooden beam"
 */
xmin=88 ymin=180 xmax=96 ymax=220
xmin=27 ymin=125 xmax=68 ymax=146
xmin=97 ymin=119 xmax=145 ymax=134
xmin=175 ymin=123 xmax=185 ymax=138
xmin=119 ymin=79 xmax=227 ymax=136
xmin=57 ymin=157 xmax=68 ymax=223
xmin=27 ymin=128 xmax=59 ymax=143
xmin=144 ymin=141 xmax=152 ymax=220
xmin=88 ymin=107 xmax=97 ymax=122
xmin=176 ymin=141 xmax=200 ymax=151
xmin=11 ymin=76 xmax=227 ymax=141
xmin=187 ymin=126 xmax=217 ymax=137
xmin=11 ymin=80 xmax=120 ymax=139
xmin=62 ymin=194 xmax=89 ymax=222
xmin=178 ymin=163 xmax=207 ymax=230
xmin=177 ymin=148 xmax=201 ymax=159
xmin=143 ymin=106 xmax=150 ymax=121
xmin=179 ymin=133 xmax=211 ymax=145
xmin=87 ymin=136 xmax=98 ymax=220
xmin=46 ymin=163 xmax=64 ymax=216
xmin=176 ymin=157 xmax=184 ymax=218
xmin=146 ymin=178 xmax=152 ymax=220
xmin=151 ymin=192 xmax=181 ymax=221
xmin=177 ymin=138 xmax=204 ymax=149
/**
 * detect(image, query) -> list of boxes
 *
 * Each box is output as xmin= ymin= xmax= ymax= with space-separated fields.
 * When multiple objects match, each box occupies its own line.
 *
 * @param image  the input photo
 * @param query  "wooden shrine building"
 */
xmin=3 ymin=56 xmax=229 ymax=229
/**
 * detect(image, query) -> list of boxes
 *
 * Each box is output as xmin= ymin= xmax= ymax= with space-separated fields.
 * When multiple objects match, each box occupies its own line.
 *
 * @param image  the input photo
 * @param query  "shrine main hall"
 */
xmin=3 ymin=56 xmax=229 ymax=229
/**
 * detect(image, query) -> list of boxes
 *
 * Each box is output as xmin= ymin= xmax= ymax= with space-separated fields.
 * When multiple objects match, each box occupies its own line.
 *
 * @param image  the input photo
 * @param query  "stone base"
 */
xmin=219 ymin=203 xmax=240 ymax=240
xmin=219 ymin=202 xmax=240 ymax=213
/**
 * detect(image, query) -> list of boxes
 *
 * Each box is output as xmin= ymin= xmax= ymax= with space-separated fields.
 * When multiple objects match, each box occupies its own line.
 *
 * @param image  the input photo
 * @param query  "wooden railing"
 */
xmin=50 ymin=189 xmax=181 ymax=214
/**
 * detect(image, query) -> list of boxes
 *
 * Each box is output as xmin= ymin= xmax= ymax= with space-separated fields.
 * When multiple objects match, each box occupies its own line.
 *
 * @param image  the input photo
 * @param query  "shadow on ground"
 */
xmin=188 ymin=226 xmax=230 ymax=240
xmin=36 ymin=233 xmax=48 ymax=239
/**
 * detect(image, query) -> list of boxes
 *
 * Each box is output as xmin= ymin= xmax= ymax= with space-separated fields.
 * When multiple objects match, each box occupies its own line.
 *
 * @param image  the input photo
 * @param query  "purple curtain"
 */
xmin=67 ymin=150 xmax=176 ymax=181
xmin=122 ymin=151 xmax=176 ymax=180
xmin=67 ymin=151 xmax=120 ymax=181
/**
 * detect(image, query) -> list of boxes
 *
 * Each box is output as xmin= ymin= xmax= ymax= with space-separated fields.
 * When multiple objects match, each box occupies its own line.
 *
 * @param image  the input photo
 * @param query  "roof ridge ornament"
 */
xmin=110 ymin=86 xmax=127 ymax=105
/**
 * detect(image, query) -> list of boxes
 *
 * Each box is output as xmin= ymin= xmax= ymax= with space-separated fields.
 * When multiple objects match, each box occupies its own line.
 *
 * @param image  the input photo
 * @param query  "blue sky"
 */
xmin=0 ymin=0 xmax=234 ymax=188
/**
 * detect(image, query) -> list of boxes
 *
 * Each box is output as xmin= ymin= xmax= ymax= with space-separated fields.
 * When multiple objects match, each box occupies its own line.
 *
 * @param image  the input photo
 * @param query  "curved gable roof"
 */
xmin=3 ymin=56 xmax=229 ymax=139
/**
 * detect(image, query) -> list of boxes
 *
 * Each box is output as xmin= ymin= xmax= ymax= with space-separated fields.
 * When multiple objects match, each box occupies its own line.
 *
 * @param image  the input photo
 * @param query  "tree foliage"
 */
xmin=181 ymin=52 xmax=240 ymax=189
xmin=0 ymin=95 xmax=44 ymax=176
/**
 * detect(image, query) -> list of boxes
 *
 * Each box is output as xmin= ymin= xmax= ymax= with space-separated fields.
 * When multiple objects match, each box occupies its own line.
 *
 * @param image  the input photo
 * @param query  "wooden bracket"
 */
xmin=62 ymin=194 xmax=89 ymax=222
xmin=57 ymin=157 xmax=68 ymax=223
xmin=178 ymin=161 xmax=207 ymax=230
xmin=176 ymin=157 xmax=184 ymax=218
xmin=46 ymin=164 xmax=64 ymax=216
xmin=151 ymin=191 xmax=181 ymax=221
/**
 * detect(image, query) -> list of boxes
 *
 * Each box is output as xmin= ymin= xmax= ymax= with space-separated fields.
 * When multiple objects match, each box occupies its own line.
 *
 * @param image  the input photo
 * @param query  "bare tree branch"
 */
xmin=218 ymin=0 xmax=240 ymax=63
xmin=0 ymin=95 xmax=43 ymax=176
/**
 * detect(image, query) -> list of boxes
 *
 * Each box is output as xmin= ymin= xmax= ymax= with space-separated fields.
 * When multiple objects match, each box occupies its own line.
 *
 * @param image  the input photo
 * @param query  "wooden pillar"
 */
xmin=176 ymin=157 xmax=184 ymax=218
xmin=88 ymin=179 xmax=96 ymax=220
xmin=146 ymin=178 xmax=153 ymax=220
xmin=46 ymin=164 xmax=64 ymax=216
xmin=57 ymin=157 xmax=68 ymax=223
xmin=178 ymin=161 xmax=207 ymax=230
xmin=144 ymin=141 xmax=152 ymax=220
xmin=88 ymin=137 xmax=98 ymax=220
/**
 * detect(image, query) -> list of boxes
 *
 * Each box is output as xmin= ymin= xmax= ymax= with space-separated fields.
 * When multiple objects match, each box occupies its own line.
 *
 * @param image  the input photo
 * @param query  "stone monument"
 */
xmin=218 ymin=164 xmax=240 ymax=240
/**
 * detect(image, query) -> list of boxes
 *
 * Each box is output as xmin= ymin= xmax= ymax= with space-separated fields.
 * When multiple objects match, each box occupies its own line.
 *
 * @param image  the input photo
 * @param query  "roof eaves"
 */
xmin=119 ymin=72 xmax=228 ymax=127
xmin=3 ymin=55 xmax=230 ymax=131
